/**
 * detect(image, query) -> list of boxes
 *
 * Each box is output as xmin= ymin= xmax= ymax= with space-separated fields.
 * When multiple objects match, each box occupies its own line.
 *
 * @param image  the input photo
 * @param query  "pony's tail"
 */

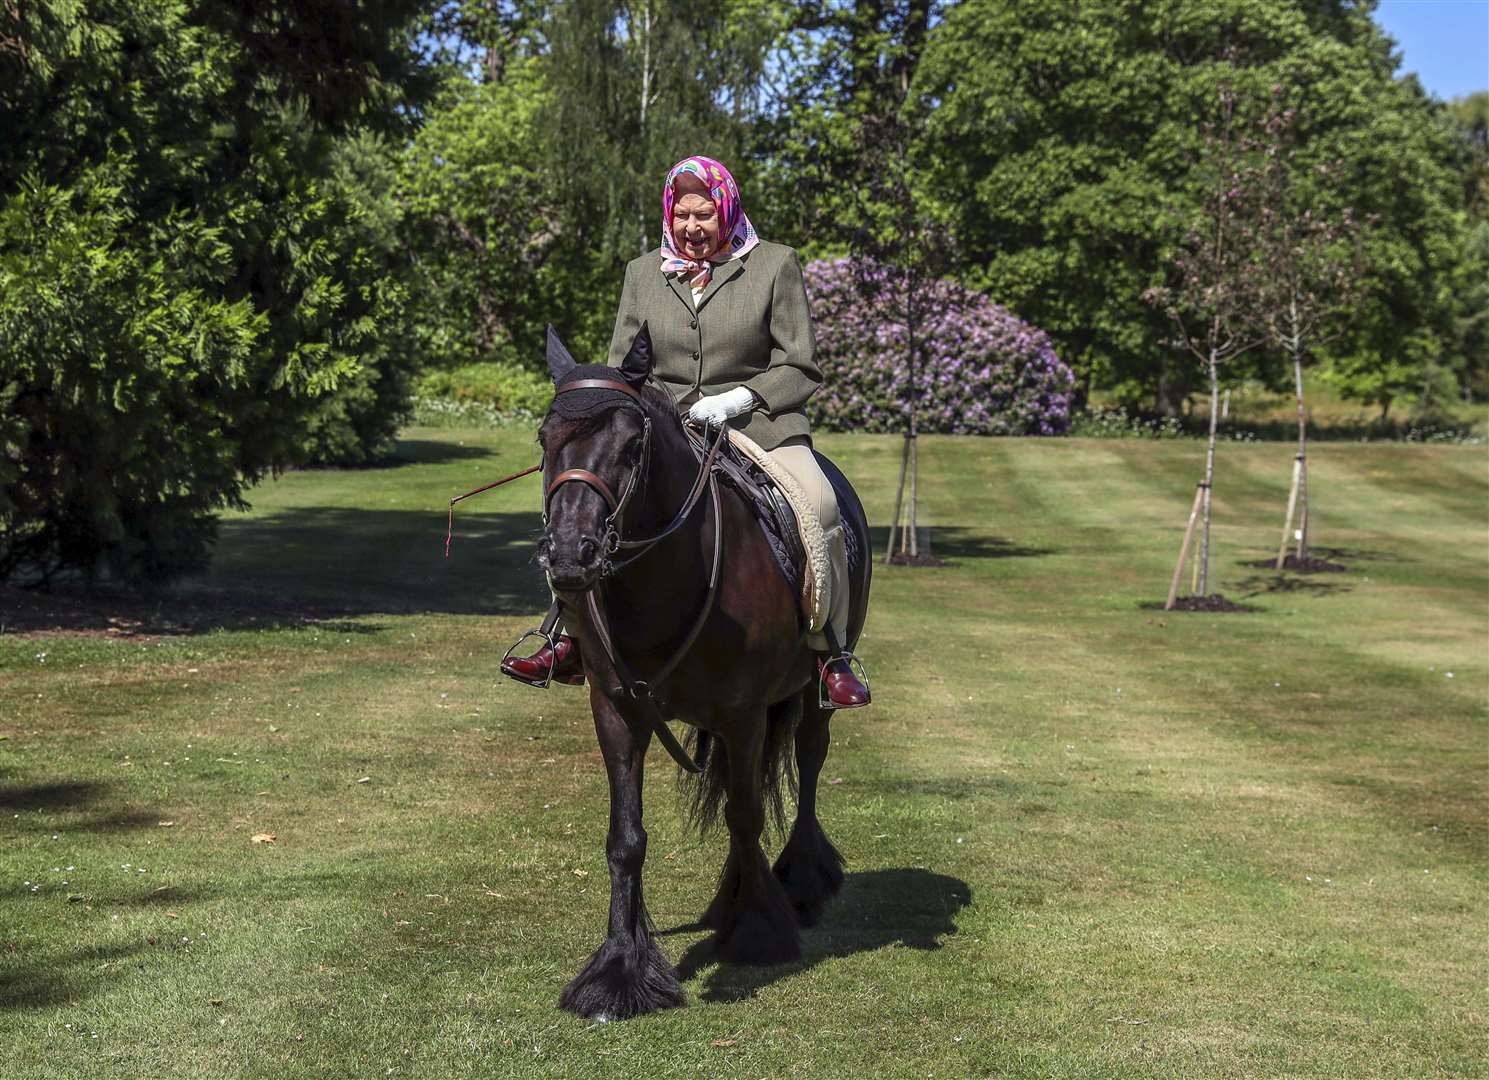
xmin=678 ymin=696 xmax=801 ymax=838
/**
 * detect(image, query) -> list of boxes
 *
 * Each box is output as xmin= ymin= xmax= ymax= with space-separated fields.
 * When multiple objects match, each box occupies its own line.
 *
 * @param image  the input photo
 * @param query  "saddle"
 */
xmin=685 ymin=426 xmax=819 ymax=628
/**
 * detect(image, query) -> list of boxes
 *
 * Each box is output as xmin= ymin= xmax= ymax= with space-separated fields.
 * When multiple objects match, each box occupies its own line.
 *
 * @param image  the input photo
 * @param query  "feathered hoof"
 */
xmin=559 ymin=934 xmax=685 ymax=1020
xmin=714 ymin=893 xmax=802 ymax=966
xmin=773 ymin=820 xmax=845 ymax=927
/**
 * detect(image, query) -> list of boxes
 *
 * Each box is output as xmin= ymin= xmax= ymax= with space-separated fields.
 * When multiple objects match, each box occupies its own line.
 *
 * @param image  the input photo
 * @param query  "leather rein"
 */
xmin=544 ymin=378 xmax=728 ymax=773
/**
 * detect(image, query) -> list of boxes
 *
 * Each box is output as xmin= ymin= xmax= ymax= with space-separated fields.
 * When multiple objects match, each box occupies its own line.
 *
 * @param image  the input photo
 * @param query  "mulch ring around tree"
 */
xmin=887 ymin=553 xmax=950 ymax=567
xmin=1140 ymin=594 xmax=1259 ymax=613
xmin=1245 ymin=554 xmax=1348 ymax=573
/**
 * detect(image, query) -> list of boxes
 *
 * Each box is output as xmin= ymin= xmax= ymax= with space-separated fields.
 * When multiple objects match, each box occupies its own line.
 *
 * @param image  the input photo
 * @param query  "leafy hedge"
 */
xmin=414 ymin=362 xmax=553 ymax=420
xmin=803 ymin=258 xmax=1074 ymax=435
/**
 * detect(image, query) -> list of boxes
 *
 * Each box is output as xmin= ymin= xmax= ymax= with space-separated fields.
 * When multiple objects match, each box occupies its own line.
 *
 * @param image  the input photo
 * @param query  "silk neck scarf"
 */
xmin=659 ymin=156 xmax=759 ymax=290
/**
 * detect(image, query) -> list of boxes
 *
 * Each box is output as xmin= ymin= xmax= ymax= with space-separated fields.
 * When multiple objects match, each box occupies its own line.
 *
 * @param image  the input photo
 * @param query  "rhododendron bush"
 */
xmin=802 ymin=259 xmax=1074 ymax=436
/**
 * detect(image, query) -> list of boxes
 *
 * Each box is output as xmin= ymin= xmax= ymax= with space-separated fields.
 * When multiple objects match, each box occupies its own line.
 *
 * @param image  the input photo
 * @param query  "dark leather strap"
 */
xmin=555 ymin=378 xmax=643 ymax=403
xmin=612 ymin=422 xmax=727 ymax=564
xmin=547 ymin=468 xmax=619 ymax=512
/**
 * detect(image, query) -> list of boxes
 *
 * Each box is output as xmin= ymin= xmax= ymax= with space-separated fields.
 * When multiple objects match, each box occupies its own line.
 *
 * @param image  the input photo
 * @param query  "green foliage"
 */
xmin=0 ymin=0 xmax=427 ymax=581
xmin=414 ymin=361 xmax=552 ymax=419
xmin=1455 ymin=221 xmax=1489 ymax=401
xmin=913 ymin=0 xmax=1470 ymax=415
xmin=296 ymin=132 xmax=418 ymax=466
xmin=399 ymin=59 xmax=561 ymax=369
xmin=1448 ymin=92 xmax=1489 ymax=223
xmin=398 ymin=0 xmax=782 ymax=372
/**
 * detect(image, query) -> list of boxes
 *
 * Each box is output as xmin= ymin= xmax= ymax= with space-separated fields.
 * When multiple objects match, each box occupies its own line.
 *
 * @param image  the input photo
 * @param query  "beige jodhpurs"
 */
xmin=766 ymin=436 xmax=851 ymax=653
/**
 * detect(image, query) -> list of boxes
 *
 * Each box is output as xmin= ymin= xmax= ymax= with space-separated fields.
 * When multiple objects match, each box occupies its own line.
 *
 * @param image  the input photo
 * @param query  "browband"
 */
xmin=555 ymin=378 xmax=643 ymax=403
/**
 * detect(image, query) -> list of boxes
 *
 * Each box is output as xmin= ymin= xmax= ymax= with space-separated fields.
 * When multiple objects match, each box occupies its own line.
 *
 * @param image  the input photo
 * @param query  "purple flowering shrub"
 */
xmin=803 ymin=258 xmax=1074 ymax=435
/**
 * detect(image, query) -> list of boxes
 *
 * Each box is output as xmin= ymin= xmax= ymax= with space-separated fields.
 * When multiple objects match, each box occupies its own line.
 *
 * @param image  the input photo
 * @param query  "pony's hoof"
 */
xmin=558 ymin=936 xmax=685 ymax=1020
xmin=773 ymin=823 xmax=845 ymax=927
xmin=715 ymin=903 xmax=802 ymax=966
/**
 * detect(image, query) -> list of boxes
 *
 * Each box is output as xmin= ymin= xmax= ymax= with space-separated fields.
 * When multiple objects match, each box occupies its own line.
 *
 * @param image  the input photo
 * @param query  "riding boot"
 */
xmin=501 ymin=602 xmax=586 ymax=687
xmin=817 ymin=656 xmax=870 ymax=709
xmin=816 ymin=625 xmax=870 ymax=710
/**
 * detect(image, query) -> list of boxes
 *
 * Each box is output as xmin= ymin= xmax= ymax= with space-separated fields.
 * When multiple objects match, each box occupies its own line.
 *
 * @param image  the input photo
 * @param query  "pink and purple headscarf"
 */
xmin=660 ymin=156 xmax=759 ymax=289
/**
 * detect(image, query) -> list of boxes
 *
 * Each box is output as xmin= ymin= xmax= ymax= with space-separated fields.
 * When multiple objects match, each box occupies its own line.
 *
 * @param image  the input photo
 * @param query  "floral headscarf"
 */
xmin=659 ymin=156 xmax=759 ymax=289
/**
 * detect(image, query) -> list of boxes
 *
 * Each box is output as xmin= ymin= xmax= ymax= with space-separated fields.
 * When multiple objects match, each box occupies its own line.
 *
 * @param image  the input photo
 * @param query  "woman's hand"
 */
xmin=687 ymin=387 xmax=758 ymax=426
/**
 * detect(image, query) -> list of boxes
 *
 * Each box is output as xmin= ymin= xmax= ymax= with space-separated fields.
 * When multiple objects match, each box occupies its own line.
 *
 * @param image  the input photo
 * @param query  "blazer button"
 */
xmin=692 ymin=350 xmax=700 ymax=361
xmin=689 ymin=319 xmax=697 ymax=330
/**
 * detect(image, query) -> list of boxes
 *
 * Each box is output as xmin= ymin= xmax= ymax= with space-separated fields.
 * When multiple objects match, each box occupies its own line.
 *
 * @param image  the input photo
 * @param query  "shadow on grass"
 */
xmin=867 ymin=526 xmax=1054 ymax=564
xmin=1 ymin=778 xmax=163 ymax=835
xmin=291 ymin=439 xmax=500 ymax=472
xmin=0 ymin=780 xmax=108 ymax=811
xmin=669 ymin=867 xmax=971 ymax=1004
xmin=1233 ymin=573 xmax=1354 ymax=600
xmin=0 ymin=943 xmax=148 ymax=1011
xmin=4 ymin=508 xmax=552 ymax=636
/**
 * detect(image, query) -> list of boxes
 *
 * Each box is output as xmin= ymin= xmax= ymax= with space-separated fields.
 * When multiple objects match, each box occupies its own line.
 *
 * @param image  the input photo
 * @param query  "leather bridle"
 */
xmin=543 ymin=378 xmax=726 ymax=579
xmin=543 ymin=376 xmax=728 ymax=772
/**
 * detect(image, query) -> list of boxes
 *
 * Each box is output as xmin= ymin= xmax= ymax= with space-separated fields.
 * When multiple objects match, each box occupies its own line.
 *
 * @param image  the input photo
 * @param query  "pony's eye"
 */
xmin=625 ymin=438 xmax=644 ymax=464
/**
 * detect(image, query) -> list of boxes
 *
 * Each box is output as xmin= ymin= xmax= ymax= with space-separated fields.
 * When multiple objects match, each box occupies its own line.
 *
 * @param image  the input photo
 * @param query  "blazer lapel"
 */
xmin=695 ymin=259 xmax=746 ymax=314
xmin=662 ymin=270 xmax=696 ymax=314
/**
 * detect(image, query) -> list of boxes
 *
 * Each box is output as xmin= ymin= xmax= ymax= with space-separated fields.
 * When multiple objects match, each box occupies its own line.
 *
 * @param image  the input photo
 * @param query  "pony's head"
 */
xmin=536 ymin=323 xmax=672 ymax=592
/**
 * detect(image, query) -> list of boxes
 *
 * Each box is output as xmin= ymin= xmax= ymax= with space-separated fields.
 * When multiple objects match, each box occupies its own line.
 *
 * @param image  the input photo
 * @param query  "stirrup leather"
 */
xmin=818 ymin=651 xmax=871 ymax=711
xmin=501 ymin=627 xmax=561 ymax=689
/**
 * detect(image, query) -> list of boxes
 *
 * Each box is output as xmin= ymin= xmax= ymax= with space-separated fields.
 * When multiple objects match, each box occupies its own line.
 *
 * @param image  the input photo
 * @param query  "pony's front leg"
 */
xmin=558 ymin=688 xmax=684 ymax=1020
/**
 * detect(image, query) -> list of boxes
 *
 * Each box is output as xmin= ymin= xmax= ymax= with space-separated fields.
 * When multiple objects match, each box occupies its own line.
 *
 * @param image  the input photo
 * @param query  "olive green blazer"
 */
xmin=606 ymin=239 xmax=820 ymax=450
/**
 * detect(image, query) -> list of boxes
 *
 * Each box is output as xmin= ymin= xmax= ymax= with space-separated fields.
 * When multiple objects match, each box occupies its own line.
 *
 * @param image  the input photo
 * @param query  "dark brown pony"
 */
xmin=536 ymin=324 xmax=871 ymax=1020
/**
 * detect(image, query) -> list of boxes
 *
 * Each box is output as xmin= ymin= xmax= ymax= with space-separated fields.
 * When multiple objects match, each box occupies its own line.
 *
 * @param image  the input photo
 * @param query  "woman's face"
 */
xmin=671 ymin=174 xmax=721 ymax=260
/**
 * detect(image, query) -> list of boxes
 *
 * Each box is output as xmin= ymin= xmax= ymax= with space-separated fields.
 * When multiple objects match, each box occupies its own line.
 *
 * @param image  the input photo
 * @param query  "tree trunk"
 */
xmin=1292 ymin=336 xmax=1310 ymax=563
xmin=637 ymin=0 xmax=652 ymax=254
xmin=1197 ymin=351 xmax=1220 ymax=596
xmin=905 ymin=273 xmax=920 ymax=558
xmin=907 ymin=429 xmax=919 ymax=557
xmin=1156 ymin=363 xmax=1188 ymax=419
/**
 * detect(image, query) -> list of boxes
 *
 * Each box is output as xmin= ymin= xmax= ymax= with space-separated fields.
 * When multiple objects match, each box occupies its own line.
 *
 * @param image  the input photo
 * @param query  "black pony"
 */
xmin=535 ymin=324 xmax=872 ymax=1020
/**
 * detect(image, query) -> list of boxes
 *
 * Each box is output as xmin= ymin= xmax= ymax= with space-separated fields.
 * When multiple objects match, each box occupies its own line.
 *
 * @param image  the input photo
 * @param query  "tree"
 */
xmin=400 ymin=56 xmax=559 ymax=368
xmin=764 ymin=0 xmax=942 ymax=562
xmin=914 ymin=0 xmax=1468 ymax=417
xmin=1448 ymin=92 xmax=1489 ymax=224
xmin=0 ymin=0 xmax=428 ymax=582
xmin=1145 ymin=85 xmax=1270 ymax=609
xmin=401 ymin=0 xmax=780 ymax=367
xmin=1448 ymin=93 xmax=1489 ymax=403
xmin=1249 ymin=101 xmax=1367 ymax=569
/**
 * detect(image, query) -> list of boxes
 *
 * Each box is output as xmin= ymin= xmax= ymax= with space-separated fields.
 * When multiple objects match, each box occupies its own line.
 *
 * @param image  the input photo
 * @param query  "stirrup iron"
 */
xmin=501 ymin=627 xmax=560 ymax=689
xmin=818 ymin=651 xmax=871 ymax=711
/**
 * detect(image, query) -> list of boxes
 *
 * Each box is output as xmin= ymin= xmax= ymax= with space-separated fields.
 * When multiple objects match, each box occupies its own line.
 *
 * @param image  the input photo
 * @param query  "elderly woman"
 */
xmin=503 ymin=155 xmax=869 ymax=709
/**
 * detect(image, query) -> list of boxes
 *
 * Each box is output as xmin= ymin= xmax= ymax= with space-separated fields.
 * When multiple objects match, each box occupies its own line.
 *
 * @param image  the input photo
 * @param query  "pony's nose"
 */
xmin=543 ymin=532 xmax=605 ymax=589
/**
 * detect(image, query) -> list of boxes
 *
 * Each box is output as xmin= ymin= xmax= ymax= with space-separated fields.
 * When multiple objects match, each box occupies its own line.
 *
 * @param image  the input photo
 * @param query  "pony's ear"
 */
xmin=545 ymin=324 xmax=578 ymax=383
xmin=619 ymin=322 xmax=654 ymax=386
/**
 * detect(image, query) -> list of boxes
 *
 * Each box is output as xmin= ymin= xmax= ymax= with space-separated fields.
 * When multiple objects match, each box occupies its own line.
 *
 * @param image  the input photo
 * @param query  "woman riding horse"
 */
xmin=503 ymin=155 xmax=870 ymax=709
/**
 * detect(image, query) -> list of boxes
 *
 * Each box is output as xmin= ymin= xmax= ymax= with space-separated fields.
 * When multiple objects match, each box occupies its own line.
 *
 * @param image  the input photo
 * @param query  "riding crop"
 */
xmin=444 ymin=462 xmax=542 ymax=558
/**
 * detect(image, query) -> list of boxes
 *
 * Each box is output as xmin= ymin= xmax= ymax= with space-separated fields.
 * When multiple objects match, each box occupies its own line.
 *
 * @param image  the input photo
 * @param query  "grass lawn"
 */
xmin=2 ymin=426 xmax=1485 ymax=1078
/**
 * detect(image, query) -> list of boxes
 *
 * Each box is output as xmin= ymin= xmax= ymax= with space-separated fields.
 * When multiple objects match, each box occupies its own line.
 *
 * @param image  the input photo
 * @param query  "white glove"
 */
xmin=687 ymin=386 xmax=758 ymax=426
